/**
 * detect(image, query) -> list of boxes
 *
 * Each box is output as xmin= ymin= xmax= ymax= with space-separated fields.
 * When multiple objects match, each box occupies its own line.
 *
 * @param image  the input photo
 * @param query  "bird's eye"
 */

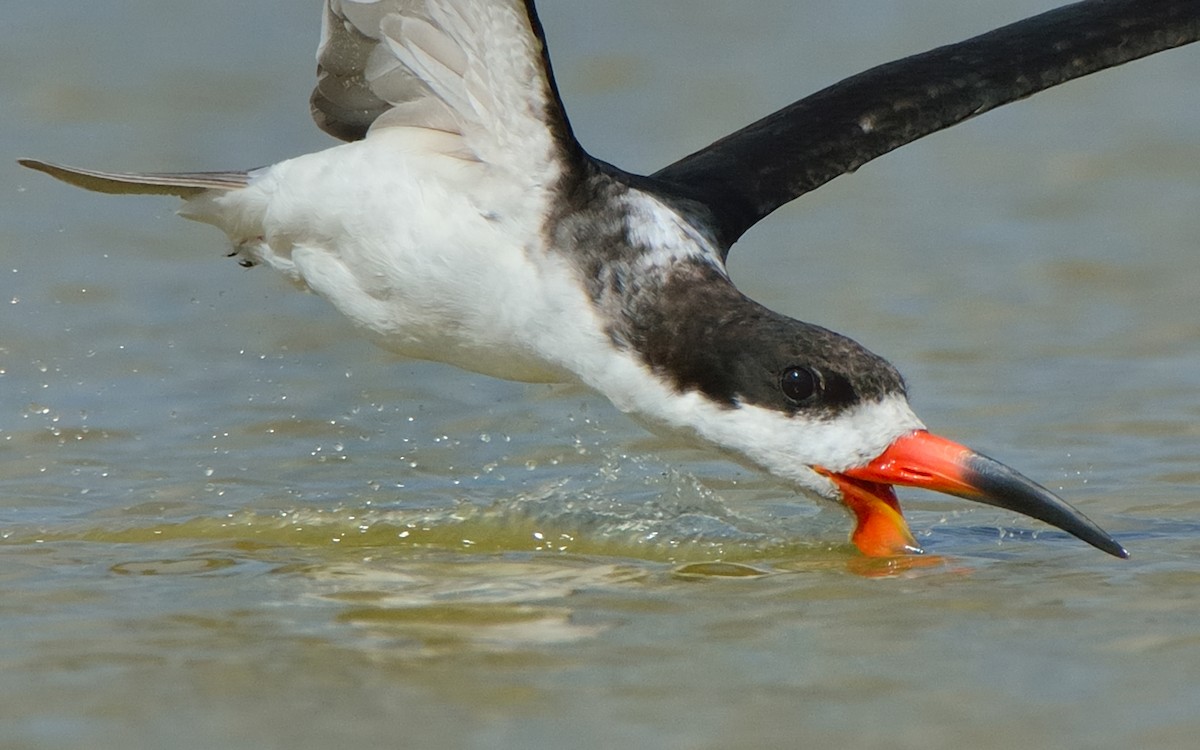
xmin=781 ymin=366 xmax=820 ymax=403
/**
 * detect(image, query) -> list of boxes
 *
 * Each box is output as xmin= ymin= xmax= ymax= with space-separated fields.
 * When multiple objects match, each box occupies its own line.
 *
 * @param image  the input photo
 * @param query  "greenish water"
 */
xmin=3 ymin=2 xmax=1200 ymax=748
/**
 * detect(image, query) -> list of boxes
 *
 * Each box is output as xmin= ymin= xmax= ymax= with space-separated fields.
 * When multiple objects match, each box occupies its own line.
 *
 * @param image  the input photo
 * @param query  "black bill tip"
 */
xmin=961 ymin=453 xmax=1128 ymax=559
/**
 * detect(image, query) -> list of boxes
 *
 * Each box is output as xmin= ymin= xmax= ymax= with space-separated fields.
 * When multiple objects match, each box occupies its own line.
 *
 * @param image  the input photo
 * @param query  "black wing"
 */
xmin=651 ymin=0 xmax=1200 ymax=254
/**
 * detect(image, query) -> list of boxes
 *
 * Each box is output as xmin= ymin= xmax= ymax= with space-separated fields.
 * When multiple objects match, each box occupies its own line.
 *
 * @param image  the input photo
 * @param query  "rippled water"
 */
xmin=4 ymin=2 xmax=1200 ymax=748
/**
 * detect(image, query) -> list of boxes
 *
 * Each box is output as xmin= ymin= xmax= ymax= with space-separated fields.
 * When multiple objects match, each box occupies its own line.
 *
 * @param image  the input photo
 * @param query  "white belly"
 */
xmin=188 ymin=130 xmax=584 ymax=383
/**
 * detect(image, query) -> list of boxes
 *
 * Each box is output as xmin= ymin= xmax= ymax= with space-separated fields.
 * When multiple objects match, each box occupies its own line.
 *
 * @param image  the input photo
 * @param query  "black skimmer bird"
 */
xmin=20 ymin=0 xmax=1200 ymax=558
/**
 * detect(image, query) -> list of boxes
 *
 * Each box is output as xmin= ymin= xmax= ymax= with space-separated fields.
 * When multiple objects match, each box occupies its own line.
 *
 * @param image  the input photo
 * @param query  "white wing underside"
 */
xmin=22 ymin=0 xmax=571 ymax=202
xmin=313 ymin=0 xmax=566 ymax=183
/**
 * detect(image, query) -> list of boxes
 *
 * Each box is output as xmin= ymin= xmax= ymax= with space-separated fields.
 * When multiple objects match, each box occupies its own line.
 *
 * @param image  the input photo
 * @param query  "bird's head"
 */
xmin=624 ymin=269 xmax=1127 ymax=558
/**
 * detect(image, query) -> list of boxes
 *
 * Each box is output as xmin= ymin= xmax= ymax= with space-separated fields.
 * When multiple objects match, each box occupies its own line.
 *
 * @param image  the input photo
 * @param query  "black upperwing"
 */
xmin=650 ymin=0 xmax=1200 ymax=255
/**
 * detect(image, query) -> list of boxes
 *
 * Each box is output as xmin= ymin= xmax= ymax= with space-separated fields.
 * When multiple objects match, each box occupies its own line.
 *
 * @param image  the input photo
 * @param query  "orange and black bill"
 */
xmin=822 ymin=430 xmax=1128 ymax=559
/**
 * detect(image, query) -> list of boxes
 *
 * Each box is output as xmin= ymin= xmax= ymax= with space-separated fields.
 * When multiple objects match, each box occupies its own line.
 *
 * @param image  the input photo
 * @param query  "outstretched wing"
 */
xmin=652 ymin=0 xmax=1200 ymax=253
xmin=15 ymin=160 xmax=248 ymax=198
xmin=311 ymin=0 xmax=585 ymax=178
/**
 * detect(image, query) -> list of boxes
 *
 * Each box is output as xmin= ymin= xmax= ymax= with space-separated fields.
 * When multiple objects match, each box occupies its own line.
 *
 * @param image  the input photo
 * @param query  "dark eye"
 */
xmin=781 ymin=366 xmax=820 ymax=404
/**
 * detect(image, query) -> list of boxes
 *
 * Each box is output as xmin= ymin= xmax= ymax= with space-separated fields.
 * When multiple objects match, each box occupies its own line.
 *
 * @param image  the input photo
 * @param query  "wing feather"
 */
xmin=312 ymin=0 xmax=584 ymax=181
xmin=16 ymin=159 xmax=248 ymax=198
xmin=651 ymin=0 xmax=1200 ymax=253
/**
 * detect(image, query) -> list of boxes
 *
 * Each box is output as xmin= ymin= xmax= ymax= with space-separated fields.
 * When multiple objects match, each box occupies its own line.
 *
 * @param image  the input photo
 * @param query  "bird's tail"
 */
xmin=17 ymin=159 xmax=249 ymax=198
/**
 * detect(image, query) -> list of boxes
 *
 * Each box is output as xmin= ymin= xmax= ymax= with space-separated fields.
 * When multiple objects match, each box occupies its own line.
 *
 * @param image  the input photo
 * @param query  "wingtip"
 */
xmin=17 ymin=157 xmax=52 ymax=173
xmin=16 ymin=158 xmax=248 ymax=197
